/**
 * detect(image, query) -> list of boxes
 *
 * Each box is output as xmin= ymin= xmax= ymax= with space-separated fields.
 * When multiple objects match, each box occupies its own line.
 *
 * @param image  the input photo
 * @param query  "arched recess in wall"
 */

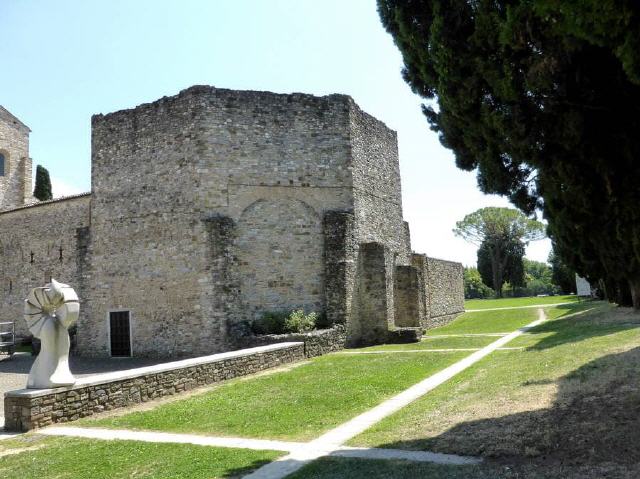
xmin=236 ymin=197 xmax=324 ymax=321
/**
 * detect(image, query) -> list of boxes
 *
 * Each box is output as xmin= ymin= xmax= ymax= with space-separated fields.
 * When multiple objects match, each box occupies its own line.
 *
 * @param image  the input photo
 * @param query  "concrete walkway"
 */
xmin=337 ymin=347 xmax=523 ymax=354
xmin=423 ymin=333 xmax=510 ymax=338
xmin=465 ymin=301 xmax=576 ymax=312
xmin=39 ymin=426 xmax=307 ymax=452
xmin=38 ymin=426 xmax=481 ymax=466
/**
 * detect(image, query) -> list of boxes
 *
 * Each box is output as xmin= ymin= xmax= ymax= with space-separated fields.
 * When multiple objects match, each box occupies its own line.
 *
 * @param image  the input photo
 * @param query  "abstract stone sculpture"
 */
xmin=24 ymin=279 xmax=79 ymax=389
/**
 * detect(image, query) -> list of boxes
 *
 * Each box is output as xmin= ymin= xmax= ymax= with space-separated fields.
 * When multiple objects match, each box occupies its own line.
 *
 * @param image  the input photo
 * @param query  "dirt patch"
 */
xmin=0 ymin=444 xmax=44 ymax=458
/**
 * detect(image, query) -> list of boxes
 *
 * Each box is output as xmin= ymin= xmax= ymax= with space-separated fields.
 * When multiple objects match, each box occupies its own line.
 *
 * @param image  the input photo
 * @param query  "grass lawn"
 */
xmin=427 ymin=307 xmax=539 ymax=335
xmin=85 ymin=351 xmax=468 ymax=441
xmin=465 ymin=294 xmax=580 ymax=310
xmin=0 ymin=435 xmax=280 ymax=479
xmin=347 ymin=301 xmax=640 ymax=478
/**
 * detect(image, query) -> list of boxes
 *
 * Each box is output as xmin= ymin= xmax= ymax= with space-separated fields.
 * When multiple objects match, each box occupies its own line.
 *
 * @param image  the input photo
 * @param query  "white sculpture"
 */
xmin=24 ymin=279 xmax=79 ymax=389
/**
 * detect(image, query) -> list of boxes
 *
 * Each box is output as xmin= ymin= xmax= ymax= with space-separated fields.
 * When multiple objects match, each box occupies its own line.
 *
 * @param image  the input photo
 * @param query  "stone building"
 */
xmin=0 ymin=86 xmax=464 ymax=358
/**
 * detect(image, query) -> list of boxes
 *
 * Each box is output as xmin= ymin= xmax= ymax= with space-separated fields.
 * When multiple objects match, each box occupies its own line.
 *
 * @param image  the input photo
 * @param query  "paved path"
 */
xmin=337 ymin=347 xmax=523 ymax=354
xmin=465 ymin=301 xmax=576 ymax=312
xmin=38 ymin=426 xmax=480 ymax=465
xmin=423 ymin=333 xmax=510 ymax=338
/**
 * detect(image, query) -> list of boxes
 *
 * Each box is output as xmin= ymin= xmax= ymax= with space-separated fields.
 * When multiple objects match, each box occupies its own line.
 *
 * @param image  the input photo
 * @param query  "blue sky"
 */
xmin=0 ymin=0 xmax=551 ymax=265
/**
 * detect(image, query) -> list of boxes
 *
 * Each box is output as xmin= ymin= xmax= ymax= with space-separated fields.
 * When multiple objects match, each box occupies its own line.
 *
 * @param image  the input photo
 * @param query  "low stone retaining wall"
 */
xmin=4 ymin=342 xmax=304 ymax=432
xmin=235 ymin=325 xmax=346 ymax=358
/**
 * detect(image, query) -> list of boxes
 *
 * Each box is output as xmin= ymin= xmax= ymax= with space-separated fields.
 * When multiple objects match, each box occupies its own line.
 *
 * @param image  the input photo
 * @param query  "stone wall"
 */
xmin=349 ymin=102 xmax=411 ymax=266
xmin=350 ymin=242 xmax=395 ymax=346
xmin=413 ymin=255 xmax=465 ymax=329
xmin=4 ymin=342 xmax=304 ymax=432
xmin=0 ymin=86 xmax=465 ymax=358
xmin=393 ymin=265 xmax=423 ymax=328
xmin=0 ymin=107 xmax=32 ymax=210
xmin=82 ymin=86 xmax=357 ymax=357
xmin=235 ymin=325 xmax=346 ymax=358
xmin=0 ymin=195 xmax=91 ymax=337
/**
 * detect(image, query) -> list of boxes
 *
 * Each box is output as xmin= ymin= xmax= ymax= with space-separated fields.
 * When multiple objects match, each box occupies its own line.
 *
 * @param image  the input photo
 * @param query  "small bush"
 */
xmin=284 ymin=310 xmax=317 ymax=333
xmin=251 ymin=309 xmax=322 ymax=335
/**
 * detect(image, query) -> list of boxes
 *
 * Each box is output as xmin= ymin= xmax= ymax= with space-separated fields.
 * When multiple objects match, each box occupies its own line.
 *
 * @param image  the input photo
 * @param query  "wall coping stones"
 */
xmin=6 ymin=342 xmax=302 ymax=399
xmin=0 ymin=192 xmax=92 ymax=215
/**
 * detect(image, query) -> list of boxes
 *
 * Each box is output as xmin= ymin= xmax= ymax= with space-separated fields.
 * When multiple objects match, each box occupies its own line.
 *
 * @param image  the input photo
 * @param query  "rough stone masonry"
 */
xmin=0 ymin=86 xmax=464 ymax=358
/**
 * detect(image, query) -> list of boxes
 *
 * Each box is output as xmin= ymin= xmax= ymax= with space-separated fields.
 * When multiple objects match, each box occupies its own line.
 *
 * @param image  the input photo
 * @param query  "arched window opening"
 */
xmin=0 ymin=153 xmax=5 ymax=176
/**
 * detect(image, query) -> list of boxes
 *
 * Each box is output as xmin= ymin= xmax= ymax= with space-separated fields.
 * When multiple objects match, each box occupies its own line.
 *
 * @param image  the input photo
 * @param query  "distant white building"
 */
xmin=576 ymin=275 xmax=592 ymax=297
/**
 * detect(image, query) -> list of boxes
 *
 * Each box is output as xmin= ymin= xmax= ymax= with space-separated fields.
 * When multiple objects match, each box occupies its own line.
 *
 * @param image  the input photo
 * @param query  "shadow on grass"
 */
xmin=222 ymin=457 xmax=280 ymax=479
xmin=378 ymin=345 xmax=640 ymax=477
xmin=521 ymin=302 xmax=640 ymax=351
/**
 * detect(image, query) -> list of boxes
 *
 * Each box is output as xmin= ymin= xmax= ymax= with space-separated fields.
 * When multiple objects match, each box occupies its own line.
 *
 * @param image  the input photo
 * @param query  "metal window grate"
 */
xmin=109 ymin=311 xmax=131 ymax=357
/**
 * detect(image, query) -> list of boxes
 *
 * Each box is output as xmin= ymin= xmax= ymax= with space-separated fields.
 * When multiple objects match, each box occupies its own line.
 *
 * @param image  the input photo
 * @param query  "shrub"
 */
xmin=251 ymin=309 xmax=321 ymax=335
xmin=284 ymin=310 xmax=317 ymax=333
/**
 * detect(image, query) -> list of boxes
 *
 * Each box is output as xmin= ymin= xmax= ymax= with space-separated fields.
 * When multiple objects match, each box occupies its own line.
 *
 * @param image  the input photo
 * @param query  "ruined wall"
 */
xmin=0 ymin=195 xmax=91 ymax=337
xmin=0 ymin=108 xmax=32 ymax=210
xmin=423 ymin=256 xmax=465 ymax=328
xmin=394 ymin=265 xmax=423 ymax=328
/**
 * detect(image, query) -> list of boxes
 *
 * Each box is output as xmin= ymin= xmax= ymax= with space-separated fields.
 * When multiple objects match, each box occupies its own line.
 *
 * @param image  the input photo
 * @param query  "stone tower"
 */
xmin=0 ymin=106 xmax=33 ymax=210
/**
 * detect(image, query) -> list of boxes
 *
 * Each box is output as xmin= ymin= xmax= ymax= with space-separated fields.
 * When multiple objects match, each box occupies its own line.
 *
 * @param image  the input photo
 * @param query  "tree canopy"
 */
xmin=378 ymin=0 xmax=640 ymax=307
xmin=454 ymin=207 xmax=545 ymax=246
xmin=549 ymin=250 xmax=576 ymax=295
xmin=455 ymin=207 xmax=544 ymax=297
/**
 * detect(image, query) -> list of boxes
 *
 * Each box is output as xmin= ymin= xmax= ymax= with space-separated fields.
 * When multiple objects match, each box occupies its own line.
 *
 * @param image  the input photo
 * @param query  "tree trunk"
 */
xmin=628 ymin=278 xmax=640 ymax=310
xmin=618 ymin=280 xmax=633 ymax=307
xmin=491 ymin=250 xmax=503 ymax=298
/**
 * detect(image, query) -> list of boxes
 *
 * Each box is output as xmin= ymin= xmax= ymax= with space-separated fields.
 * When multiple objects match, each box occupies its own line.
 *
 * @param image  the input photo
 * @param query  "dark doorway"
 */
xmin=109 ymin=311 xmax=131 ymax=357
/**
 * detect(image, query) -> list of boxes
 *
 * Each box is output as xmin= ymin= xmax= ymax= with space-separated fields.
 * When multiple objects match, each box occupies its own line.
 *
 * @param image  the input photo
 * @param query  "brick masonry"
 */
xmin=4 ymin=342 xmax=305 ymax=432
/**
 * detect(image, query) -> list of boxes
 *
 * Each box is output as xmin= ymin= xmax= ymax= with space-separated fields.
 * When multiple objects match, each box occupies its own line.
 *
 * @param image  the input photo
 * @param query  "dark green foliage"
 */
xmin=477 ymin=236 xmax=525 ymax=297
xmin=33 ymin=165 xmax=52 ymax=201
xmin=463 ymin=267 xmax=494 ymax=299
xmin=454 ymin=207 xmax=543 ymax=297
xmin=251 ymin=310 xmax=320 ymax=335
xmin=378 ymin=0 xmax=640 ymax=307
xmin=505 ymin=258 xmax=557 ymax=297
xmin=549 ymin=250 xmax=576 ymax=294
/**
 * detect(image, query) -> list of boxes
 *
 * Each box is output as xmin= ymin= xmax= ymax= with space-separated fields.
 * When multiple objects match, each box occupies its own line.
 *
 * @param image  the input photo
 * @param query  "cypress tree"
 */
xmin=33 ymin=165 xmax=53 ymax=201
xmin=378 ymin=0 xmax=640 ymax=308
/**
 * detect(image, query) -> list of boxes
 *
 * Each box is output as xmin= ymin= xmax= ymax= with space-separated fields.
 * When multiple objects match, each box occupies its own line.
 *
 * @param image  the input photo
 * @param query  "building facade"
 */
xmin=0 ymin=86 xmax=464 ymax=358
